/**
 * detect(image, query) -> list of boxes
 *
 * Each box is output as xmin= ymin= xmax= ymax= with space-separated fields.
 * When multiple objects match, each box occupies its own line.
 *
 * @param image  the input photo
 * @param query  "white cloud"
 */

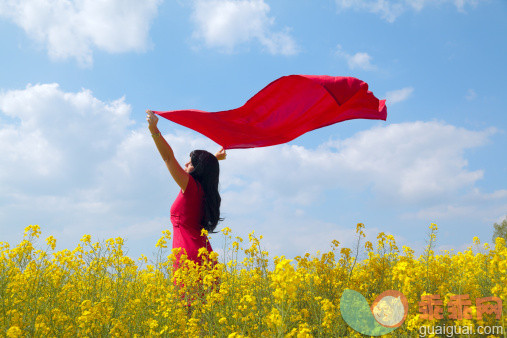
xmin=386 ymin=86 xmax=414 ymax=104
xmin=0 ymin=0 xmax=161 ymax=66
xmin=218 ymin=121 xmax=503 ymax=257
xmin=0 ymin=83 xmax=134 ymax=188
xmin=402 ymin=188 xmax=507 ymax=221
xmin=332 ymin=122 xmax=496 ymax=203
xmin=465 ymin=89 xmax=477 ymax=100
xmin=0 ymin=82 xmax=236 ymax=259
xmin=1 ymin=85 xmax=503 ymax=260
xmin=336 ymin=45 xmax=376 ymax=71
xmin=335 ymin=0 xmax=481 ymax=22
xmin=0 ymin=84 xmax=157 ymax=248
xmin=191 ymin=0 xmax=298 ymax=55
xmin=453 ymin=0 xmax=480 ymax=12
xmin=223 ymin=121 xmax=496 ymax=207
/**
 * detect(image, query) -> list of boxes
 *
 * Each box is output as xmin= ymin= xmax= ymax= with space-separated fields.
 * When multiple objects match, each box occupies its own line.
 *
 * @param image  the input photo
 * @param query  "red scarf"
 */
xmin=154 ymin=75 xmax=387 ymax=149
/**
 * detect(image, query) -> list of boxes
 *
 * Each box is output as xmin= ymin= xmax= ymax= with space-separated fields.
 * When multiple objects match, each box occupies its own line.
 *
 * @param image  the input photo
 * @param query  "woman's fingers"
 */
xmin=216 ymin=148 xmax=227 ymax=160
xmin=146 ymin=109 xmax=158 ymax=125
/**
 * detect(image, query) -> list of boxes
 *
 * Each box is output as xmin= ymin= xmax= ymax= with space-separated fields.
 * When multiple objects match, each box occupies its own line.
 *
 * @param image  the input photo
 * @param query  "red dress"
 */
xmin=170 ymin=175 xmax=213 ymax=269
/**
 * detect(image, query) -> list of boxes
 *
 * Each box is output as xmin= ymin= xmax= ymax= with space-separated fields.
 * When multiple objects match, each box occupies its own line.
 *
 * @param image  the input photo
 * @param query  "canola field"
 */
xmin=1 ymin=223 xmax=506 ymax=337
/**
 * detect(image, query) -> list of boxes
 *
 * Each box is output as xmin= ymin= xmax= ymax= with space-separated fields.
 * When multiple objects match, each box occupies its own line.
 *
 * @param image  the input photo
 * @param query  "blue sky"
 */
xmin=0 ymin=0 xmax=506 ymax=262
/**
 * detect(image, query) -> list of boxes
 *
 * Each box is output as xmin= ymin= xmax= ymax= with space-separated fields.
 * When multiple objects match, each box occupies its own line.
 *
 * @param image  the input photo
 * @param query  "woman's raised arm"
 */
xmin=146 ymin=109 xmax=189 ymax=192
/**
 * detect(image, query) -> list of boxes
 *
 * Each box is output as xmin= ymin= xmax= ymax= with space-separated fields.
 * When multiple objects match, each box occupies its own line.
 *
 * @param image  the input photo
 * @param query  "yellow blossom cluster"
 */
xmin=0 ymin=223 xmax=505 ymax=337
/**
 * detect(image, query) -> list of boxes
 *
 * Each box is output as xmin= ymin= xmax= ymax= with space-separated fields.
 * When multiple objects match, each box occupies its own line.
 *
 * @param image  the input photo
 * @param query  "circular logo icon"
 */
xmin=370 ymin=290 xmax=409 ymax=328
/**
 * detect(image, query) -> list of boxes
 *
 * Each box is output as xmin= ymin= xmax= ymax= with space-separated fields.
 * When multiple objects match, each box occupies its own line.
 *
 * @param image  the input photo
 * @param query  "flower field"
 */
xmin=1 ymin=223 xmax=506 ymax=337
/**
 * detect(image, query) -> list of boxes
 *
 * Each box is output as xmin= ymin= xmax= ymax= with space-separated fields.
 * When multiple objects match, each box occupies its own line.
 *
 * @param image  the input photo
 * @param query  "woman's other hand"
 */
xmin=215 ymin=148 xmax=227 ymax=160
xmin=146 ymin=109 xmax=159 ymax=132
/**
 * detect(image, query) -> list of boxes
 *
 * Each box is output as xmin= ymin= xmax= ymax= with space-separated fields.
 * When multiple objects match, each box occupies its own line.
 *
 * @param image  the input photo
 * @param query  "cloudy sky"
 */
xmin=0 ymin=0 xmax=505 ymax=262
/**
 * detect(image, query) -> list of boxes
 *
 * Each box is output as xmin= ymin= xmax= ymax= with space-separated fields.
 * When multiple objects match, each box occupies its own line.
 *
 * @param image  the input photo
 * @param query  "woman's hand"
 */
xmin=146 ymin=109 xmax=159 ymax=133
xmin=215 ymin=148 xmax=227 ymax=160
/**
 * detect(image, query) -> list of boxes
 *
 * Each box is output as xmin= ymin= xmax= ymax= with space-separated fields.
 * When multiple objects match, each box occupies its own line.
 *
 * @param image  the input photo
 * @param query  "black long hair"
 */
xmin=189 ymin=150 xmax=223 ymax=233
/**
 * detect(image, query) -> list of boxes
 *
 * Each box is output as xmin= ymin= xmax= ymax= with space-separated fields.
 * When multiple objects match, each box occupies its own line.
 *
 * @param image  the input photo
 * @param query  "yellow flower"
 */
xmin=6 ymin=326 xmax=22 ymax=338
xmin=364 ymin=241 xmax=373 ymax=251
xmin=356 ymin=223 xmax=366 ymax=237
xmin=156 ymin=237 xmax=167 ymax=248
xmin=198 ymin=247 xmax=210 ymax=257
xmin=209 ymin=251 xmax=219 ymax=260
xmin=24 ymin=224 xmax=41 ymax=238
xmin=161 ymin=229 xmax=171 ymax=239
xmin=340 ymin=247 xmax=351 ymax=257
xmin=2 ymin=223 xmax=501 ymax=337
xmin=45 ymin=235 xmax=56 ymax=250
xmin=248 ymin=230 xmax=255 ymax=242
xmin=147 ymin=318 xmax=158 ymax=329
xmin=80 ymin=234 xmax=91 ymax=244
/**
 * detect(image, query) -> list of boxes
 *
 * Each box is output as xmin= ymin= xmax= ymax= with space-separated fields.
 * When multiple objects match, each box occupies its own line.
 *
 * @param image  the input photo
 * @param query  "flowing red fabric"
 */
xmin=154 ymin=75 xmax=387 ymax=149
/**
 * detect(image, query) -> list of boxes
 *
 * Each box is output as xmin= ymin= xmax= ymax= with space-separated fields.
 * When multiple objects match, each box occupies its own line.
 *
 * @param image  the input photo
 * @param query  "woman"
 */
xmin=146 ymin=109 xmax=225 ymax=269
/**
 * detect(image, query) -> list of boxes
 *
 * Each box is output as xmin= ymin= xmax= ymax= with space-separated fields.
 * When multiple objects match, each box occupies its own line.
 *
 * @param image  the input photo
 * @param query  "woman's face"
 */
xmin=184 ymin=158 xmax=194 ymax=173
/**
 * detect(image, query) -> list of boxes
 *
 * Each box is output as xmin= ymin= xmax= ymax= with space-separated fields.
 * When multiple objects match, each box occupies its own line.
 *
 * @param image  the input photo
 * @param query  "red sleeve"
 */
xmin=183 ymin=174 xmax=197 ymax=195
xmin=185 ymin=176 xmax=203 ymax=210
